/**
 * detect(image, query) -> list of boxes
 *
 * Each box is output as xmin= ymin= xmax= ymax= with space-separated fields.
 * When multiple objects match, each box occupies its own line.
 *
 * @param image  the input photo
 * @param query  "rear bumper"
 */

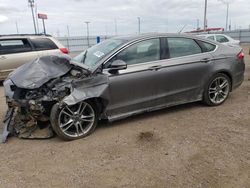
xmin=232 ymin=63 xmax=245 ymax=90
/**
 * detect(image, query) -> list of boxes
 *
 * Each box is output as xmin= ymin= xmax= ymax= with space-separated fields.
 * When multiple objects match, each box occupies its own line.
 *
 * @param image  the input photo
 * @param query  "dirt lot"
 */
xmin=0 ymin=45 xmax=249 ymax=188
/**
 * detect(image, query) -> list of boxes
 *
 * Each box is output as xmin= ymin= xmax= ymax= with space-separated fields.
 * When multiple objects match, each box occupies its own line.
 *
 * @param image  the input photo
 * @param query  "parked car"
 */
xmin=198 ymin=34 xmax=240 ymax=46
xmin=0 ymin=34 xmax=69 ymax=80
xmin=1 ymin=33 xmax=245 ymax=142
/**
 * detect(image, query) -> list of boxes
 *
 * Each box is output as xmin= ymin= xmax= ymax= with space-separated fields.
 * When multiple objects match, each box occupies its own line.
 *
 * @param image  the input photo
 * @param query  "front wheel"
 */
xmin=50 ymin=101 xmax=98 ymax=141
xmin=203 ymin=73 xmax=231 ymax=106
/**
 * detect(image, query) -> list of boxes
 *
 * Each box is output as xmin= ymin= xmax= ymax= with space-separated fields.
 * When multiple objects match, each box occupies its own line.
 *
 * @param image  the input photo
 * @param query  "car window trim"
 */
xmin=30 ymin=38 xmax=58 ymax=51
xmin=103 ymin=37 xmax=162 ymax=68
xmin=100 ymin=36 xmax=218 ymax=72
xmin=165 ymin=37 xmax=203 ymax=59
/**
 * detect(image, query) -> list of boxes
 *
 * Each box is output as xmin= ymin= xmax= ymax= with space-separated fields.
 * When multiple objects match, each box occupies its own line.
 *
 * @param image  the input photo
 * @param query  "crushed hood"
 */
xmin=8 ymin=55 xmax=73 ymax=89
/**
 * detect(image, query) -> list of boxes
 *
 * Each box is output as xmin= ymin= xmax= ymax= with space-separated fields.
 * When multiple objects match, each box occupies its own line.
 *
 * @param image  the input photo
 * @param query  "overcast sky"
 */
xmin=0 ymin=0 xmax=249 ymax=36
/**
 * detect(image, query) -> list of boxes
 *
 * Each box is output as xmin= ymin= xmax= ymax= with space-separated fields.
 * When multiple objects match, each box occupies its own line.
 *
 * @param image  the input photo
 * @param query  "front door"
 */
xmin=103 ymin=38 xmax=162 ymax=118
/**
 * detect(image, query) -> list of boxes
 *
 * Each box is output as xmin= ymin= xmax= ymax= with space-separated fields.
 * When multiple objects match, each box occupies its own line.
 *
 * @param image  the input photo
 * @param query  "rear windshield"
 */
xmin=30 ymin=38 xmax=58 ymax=51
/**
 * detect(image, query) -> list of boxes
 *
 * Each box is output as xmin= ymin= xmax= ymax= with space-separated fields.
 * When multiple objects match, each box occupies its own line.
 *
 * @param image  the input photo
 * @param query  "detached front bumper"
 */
xmin=0 ymin=108 xmax=14 ymax=143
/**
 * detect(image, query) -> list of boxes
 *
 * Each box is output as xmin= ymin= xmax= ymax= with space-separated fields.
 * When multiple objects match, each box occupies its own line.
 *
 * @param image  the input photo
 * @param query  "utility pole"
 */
xmin=85 ymin=21 xmax=90 ymax=47
xmin=67 ymin=25 xmax=70 ymax=37
xmin=226 ymin=2 xmax=229 ymax=31
xmin=28 ymin=0 xmax=37 ymax=34
xmin=42 ymin=19 xmax=46 ymax=34
xmin=137 ymin=17 xmax=141 ymax=34
xmin=66 ymin=25 xmax=70 ymax=51
xmin=35 ymin=3 xmax=39 ymax=33
xmin=15 ymin=22 xmax=19 ymax=34
xmin=203 ymin=0 xmax=208 ymax=30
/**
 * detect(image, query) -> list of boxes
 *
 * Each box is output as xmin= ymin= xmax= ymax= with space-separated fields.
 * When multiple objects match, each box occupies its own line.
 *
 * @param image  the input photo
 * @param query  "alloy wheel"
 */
xmin=58 ymin=101 xmax=95 ymax=138
xmin=208 ymin=76 xmax=230 ymax=105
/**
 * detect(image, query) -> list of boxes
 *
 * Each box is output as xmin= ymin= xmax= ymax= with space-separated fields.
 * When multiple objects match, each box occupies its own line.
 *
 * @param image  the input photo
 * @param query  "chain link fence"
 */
xmin=57 ymin=36 xmax=110 ymax=54
xmin=57 ymin=29 xmax=250 ymax=54
xmin=195 ymin=29 xmax=250 ymax=43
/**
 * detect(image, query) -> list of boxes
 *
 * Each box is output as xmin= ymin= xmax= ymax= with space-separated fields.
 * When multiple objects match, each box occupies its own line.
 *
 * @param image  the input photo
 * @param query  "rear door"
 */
xmin=30 ymin=37 xmax=61 ymax=57
xmin=0 ymin=38 xmax=38 ymax=78
xmin=149 ymin=37 xmax=215 ymax=106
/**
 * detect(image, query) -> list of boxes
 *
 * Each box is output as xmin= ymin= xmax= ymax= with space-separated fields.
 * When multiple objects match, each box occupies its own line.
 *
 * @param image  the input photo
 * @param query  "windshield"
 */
xmin=73 ymin=38 xmax=125 ymax=68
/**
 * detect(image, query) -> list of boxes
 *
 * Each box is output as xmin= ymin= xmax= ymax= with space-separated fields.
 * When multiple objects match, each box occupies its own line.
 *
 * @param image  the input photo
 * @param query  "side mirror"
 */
xmin=108 ymin=60 xmax=127 ymax=73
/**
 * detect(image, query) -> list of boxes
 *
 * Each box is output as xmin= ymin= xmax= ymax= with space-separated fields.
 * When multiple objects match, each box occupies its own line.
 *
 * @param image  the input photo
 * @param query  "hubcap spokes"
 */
xmin=58 ymin=102 xmax=95 ymax=137
xmin=209 ymin=77 xmax=229 ymax=104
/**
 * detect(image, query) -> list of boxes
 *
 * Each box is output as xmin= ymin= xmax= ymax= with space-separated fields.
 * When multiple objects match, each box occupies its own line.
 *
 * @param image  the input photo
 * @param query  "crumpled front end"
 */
xmin=1 ymin=55 xmax=110 ymax=143
xmin=2 ymin=75 xmax=73 ymax=142
xmin=1 ymin=55 xmax=74 ymax=142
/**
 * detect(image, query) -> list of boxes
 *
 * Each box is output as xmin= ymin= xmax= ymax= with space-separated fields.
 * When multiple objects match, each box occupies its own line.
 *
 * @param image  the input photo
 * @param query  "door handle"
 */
xmin=200 ymin=58 xmax=211 ymax=63
xmin=148 ymin=65 xmax=162 ymax=71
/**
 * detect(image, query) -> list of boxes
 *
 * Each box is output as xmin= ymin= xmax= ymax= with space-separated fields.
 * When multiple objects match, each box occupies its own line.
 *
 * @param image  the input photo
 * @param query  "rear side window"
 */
xmin=216 ymin=35 xmax=229 ymax=43
xmin=0 ymin=39 xmax=32 ymax=55
xmin=207 ymin=36 xmax=215 ymax=41
xmin=167 ymin=38 xmax=202 ymax=58
xmin=30 ymin=38 xmax=58 ymax=51
xmin=196 ymin=40 xmax=216 ymax=52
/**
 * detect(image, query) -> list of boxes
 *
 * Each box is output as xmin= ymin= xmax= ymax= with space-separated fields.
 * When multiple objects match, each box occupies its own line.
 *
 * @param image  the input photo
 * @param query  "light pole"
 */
xmin=66 ymin=25 xmax=70 ymax=51
xmin=137 ymin=17 xmax=141 ymax=34
xmin=28 ymin=0 xmax=37 ymax=34
xmin=85 ymin=21 xmax=90 ymax=47
xmin=35 ymin=3 xmax=39 ymax=33
xmin=203 ymin=0 xmax=208 ymax=30
xmin=225 ymin=2 xmax=229 ymax=31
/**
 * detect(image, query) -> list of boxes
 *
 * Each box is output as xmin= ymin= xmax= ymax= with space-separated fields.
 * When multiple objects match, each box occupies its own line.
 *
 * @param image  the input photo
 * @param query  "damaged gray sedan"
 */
xmin=1 ymin=34 xmax=245 ymax=142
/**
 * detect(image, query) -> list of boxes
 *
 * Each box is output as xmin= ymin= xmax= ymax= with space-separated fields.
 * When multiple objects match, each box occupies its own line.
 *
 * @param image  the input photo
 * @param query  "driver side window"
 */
xmin=106 ymin=38 xmax=160 ymax=67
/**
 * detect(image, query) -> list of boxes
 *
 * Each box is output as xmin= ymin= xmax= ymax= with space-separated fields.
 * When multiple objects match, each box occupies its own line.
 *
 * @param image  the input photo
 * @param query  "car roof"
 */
xmin=0 ymin=34 xmax=52 ymax=40
xmin=113 ymin=33 xmax=209 ymax=42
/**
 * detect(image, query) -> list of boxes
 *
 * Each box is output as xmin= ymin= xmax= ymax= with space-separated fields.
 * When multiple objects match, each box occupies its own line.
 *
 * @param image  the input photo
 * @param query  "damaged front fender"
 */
xmin=63 ymin=74 xmax=110 ymax=107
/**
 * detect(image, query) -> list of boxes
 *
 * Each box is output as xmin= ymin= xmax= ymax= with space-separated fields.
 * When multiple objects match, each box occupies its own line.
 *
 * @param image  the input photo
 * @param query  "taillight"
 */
xmin=237 ymin=51 xmax=244 ymax=60
xmin=60 ymin=48 xmax=69 ymax=54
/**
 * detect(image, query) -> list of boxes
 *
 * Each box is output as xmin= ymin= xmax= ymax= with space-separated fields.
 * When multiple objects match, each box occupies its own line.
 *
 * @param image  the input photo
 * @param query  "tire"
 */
xmin=203 ymin=73 xmax=231 ymax=106
xmin=50 ymin=100 xmax=98 ymax=141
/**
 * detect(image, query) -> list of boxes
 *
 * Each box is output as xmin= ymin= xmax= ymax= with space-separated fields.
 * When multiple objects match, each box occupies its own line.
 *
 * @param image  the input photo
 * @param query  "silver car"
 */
xmin=1 ymin=33 xmax=245 ymax=142
xmin=198 ymin=34 xmax=240 ymax=47
xmin=0 ymin=34 xmax=68 ymax=80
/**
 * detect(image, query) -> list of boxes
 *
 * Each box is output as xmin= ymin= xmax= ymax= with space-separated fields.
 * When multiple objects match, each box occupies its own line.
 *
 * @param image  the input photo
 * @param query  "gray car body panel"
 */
xmin=62 ymin=74 xmax=110 ymax=106
xmin=1 ymin=33 xmax=245 ymax=142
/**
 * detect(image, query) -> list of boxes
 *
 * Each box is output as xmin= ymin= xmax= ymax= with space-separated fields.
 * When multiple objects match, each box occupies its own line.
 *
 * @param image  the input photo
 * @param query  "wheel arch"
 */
xmin=86 ymin=97 xmax=109 ymax=117
xmin=213 ymin=70 xmax=233 ymax=91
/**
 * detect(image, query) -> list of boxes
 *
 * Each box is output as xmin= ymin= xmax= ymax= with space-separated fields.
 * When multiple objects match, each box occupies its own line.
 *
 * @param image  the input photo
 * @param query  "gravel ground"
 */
xmin=0 ymin=45 xmax=249 ymax=188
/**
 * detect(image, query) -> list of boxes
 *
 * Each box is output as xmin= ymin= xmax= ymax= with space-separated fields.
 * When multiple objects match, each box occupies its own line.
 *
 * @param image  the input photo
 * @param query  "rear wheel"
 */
xmin=50 ymin=101 xmax=98 ymax=141
xmin=203 ymin=73 xmax=231 ymax=106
